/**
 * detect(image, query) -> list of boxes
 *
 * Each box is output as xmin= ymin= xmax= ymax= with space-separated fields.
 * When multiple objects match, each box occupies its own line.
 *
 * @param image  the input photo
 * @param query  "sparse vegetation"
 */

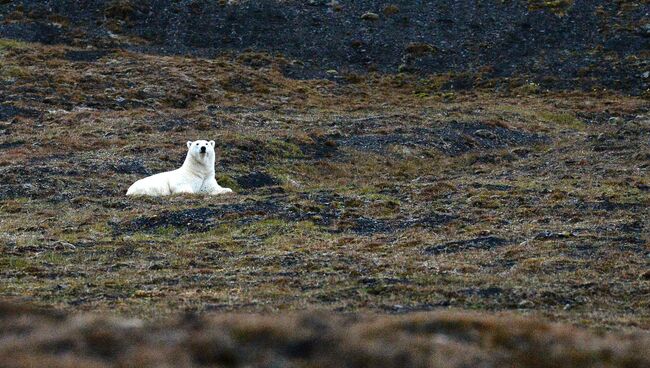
xmin=528 ymin=0 xmax=575 ymax=15
xmin=0 ymin=41 xmax=647 ymax=333
xmin=104 ymin=0 xmax=135 ymax=20
xmin=538 ymin=111 xmax=585 ymax=129
xmin=0 ymin=1 xmax=648 ymax=365
xmin=383 ymin=4 xmax=400 ymax=15
xmin=405 ymin=42 xmax=436 ymax=56
xmin=0 ymin=38 xmax=28 ymax=51
xmin=1 ymin=302 xmax=649 ymax=368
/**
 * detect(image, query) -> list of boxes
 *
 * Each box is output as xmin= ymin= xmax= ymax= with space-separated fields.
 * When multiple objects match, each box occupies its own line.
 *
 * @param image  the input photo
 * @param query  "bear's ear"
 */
xmin=209 ymin=140 xmax=215 ymax=147
xmin=187 ymin=141 xmax=193 ymax=149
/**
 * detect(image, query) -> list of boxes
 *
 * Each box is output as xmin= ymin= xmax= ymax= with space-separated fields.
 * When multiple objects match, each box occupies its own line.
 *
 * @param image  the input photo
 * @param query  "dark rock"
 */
xmin=122 ymin=207 xmax=223 ymax=234
xmin=117 ymin=201 xmax=283 ymax=234
xmin=0 ymin=140 xmax=24 ymax=150
xmin=236 ymin=171 xmax=279 ymax=189
xmin=461 ymin=287 xmax=503 ymax=298
xmin=424 ymin=236 xmax=510 ymax=255
xmin=148 ymin=263 xmax=165 ymax=270
xmin=0 ymin=21 xmax=67 ymax=44
xmin=0 ymin=105 xmax=40 ymax=121
xmin=298 ymin=137 xmax=339 ymax=159
xmin=335 ymin=121 xmax=547 ymax=156
xmin=470 ymin=183 xmax=512 ymax=191
xmin=0 ymin=0 xmax=646 ymax=92
xmin=64 ymin=50 xmax=111 ymax=62
xmin=347 ymin=212 xmax=455 ymax=235
xmin=109 ymin=159 xmax=151 ymax=175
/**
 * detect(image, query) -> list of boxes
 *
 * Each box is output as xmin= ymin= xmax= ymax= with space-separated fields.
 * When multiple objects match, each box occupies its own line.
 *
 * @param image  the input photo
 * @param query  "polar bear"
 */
xmin=126 ymin=140 xmax=233 ymax=196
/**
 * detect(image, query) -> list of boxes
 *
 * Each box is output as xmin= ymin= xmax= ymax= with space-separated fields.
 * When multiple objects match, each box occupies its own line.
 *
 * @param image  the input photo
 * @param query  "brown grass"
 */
xmin=0 ymin=40 xmax=648 ymax=338
xmin=1 ymin=301 xmax=649 ymax=368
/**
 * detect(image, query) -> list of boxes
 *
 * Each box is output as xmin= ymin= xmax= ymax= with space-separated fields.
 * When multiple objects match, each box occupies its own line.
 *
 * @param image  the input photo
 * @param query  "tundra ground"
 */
xmin=0 ymin=39 xmax=648 ymax=367
xmin=1 ymin=41 xmax=648 ymax=328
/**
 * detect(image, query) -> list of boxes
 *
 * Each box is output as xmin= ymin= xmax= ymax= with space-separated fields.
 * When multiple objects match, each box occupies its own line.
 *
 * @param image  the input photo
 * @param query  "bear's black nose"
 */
xmin=200 ymin=146 xmax=206 ymax=153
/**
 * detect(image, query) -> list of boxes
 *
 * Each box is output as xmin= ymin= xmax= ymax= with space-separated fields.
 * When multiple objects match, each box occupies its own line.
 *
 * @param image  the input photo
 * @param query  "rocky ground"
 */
xmin=0 ymin=0 xmax=649 ymax=93
xmin=0 ymin=1 xmax=649 ymax=367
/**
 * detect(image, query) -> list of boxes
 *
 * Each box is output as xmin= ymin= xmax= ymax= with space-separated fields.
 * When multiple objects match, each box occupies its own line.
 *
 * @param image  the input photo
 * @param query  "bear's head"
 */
xmin=186 ymin=140 xmax=216 ymax=165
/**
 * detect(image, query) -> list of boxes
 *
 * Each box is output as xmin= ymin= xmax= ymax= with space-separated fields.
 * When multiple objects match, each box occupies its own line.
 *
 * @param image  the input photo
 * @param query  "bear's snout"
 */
xmin=200 ymin=146 xmax=206 ymax=153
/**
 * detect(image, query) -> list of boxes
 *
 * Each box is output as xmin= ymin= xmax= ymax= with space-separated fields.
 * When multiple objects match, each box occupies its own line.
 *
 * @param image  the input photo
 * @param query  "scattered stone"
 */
xmin=52 ymin=241 xmax=76 ymax=251
xmin=534 ymin=231 xmax=574 ymax=240
xmin=518 ymin=300 xmax=535 ymax=308
xmin=360 ymin=12 xmax=379 ymax=21
xmin=424 ymin=236 xmax=509 ymax=255
xmin=474 ymin=129 xmax=498 ymax=139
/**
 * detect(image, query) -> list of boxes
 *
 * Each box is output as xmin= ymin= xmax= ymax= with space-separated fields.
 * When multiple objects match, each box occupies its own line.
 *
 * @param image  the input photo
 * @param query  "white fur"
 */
xmin=126 ymin=140 xmax=233 ymax=196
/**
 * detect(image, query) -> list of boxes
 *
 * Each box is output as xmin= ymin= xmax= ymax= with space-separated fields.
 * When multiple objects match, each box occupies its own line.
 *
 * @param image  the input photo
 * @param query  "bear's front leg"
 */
xmin=172 ymin=185 xmax=196 ymax=195
xmin=202 ymin=177 xmax=233 ymax=195
xmin=213 ymin=187 xmax=233 ymax=195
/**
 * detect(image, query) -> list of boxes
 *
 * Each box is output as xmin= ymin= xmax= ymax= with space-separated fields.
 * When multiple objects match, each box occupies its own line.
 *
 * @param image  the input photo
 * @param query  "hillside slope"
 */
xmin=0 ymin=41 xmax=648 ymax=328
xmin=0 ymin=0 xmax=648 ymax=93
xmin=0 ymin=1 xmax=648 ymax=366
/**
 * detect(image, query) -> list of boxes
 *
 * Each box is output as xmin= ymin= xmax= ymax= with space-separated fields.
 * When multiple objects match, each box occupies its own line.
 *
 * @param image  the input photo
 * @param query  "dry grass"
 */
xmin=0 ymin=40 xmax=648 ymax=338
xmin=1 ymin=301 xmax=649 ymax=368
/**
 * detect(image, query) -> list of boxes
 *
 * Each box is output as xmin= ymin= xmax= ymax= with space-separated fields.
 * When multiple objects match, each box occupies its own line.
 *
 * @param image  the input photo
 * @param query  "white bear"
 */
xmin=126 ymin=140 xmax=233 ymax=196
